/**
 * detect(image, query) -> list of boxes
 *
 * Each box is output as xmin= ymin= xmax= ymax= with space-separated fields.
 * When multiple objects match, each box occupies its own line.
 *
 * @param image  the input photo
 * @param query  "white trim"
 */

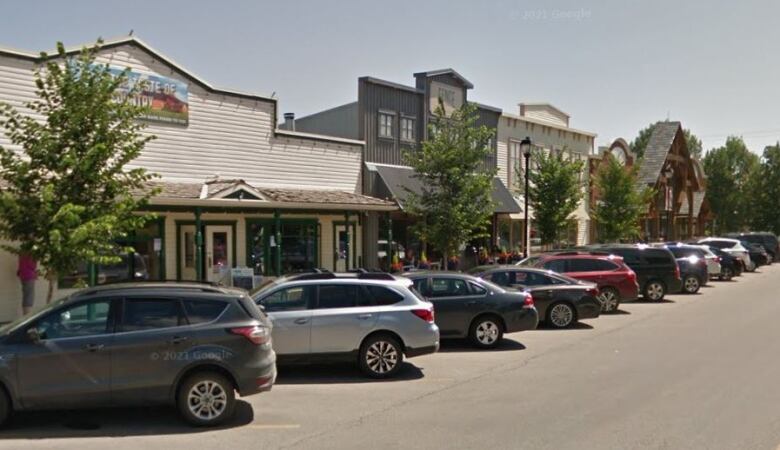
xmin=147 ymin=197 xmax=397 ymax=211
xmin=503 ymin=112 xmax=597 ymax=138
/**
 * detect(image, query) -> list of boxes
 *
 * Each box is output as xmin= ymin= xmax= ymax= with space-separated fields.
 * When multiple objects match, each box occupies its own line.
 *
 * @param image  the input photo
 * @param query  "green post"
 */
xmin=195 ymin=207 xmax=203 ymax=281
xmin=387 ymin=213 xmax=393 ymax=270
xmin=274 ymin=209 xmax=281 ymax=277
xmin=344 ymin=211 xmax=351 ymax=270
xmin=88 ymin=262 xmax=97 ymax=286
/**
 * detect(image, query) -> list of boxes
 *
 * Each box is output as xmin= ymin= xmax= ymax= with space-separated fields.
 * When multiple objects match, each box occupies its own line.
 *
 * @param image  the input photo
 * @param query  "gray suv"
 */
xmin=0 ymin=282 xmax=276 ymax=427
xmin=253 ymin=271 xmax=439 ymax=378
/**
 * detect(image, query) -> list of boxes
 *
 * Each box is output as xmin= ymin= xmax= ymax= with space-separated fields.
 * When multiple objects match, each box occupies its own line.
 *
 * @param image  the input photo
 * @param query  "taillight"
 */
xmin=411 ymin=308 xmax=435 ymax=323
xmin=675 ymin=264 xmax=681 ymax=280
xmin=627 ymin=269 xmax=637 ymax=283
xmin=586 ymin=287 xmax=599 ymax=297
xmin=715 ymin=257 xmax=721 ymax=263
xmin=523 ymin=293 xmax=535 ymax=309
xmin=230 ymin=326 xmax=270 ymax=345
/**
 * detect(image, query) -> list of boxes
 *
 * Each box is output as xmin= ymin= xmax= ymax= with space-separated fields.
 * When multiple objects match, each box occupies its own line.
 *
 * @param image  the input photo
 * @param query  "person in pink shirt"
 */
xmin=17 ymin=253 xmax=37 ymax=315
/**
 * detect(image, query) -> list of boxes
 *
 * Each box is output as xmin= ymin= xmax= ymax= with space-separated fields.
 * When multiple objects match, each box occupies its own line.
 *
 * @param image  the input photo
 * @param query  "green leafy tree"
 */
xmin=591 ymin=155 xmax=653 ymax=242
xmin=702 ymin=136 xmax=759 ymax=233
xmin=747 ymin=143 xmax=780 ymax=234
xmin=403 ymin=101 xmax=496 ymax=266
xmin=630 ymin=121 xmax=703 ymax=160
xmin=519 ymin=149 xmax=584 ymax=247
xmin=0 ymin=40 xmax=158 ymax=302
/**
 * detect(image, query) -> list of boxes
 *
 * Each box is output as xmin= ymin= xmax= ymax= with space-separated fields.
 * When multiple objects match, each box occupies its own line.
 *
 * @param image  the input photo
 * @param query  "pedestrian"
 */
xmin=17 ymin=253 xmax=37 ymax=315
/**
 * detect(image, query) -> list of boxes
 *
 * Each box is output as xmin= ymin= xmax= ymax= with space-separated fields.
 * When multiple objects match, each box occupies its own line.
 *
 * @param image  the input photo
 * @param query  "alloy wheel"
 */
xmin=187 ymin=380 xmax=228 ymax=422
xmin=684 ymin=276 xmax=700 ymax=293
xmin=549 ymin=304 xmax=574 ymax=328
xmin=475 ymin=320 xmax=500 ymax=345
xmin=365 ymin=340 xmax=399 ymax=375
xmin=646 ymin=282 xmax=664 ymax=301
xmin=721 ymin=268 xmax=733 ymax=281
xmin=598 ymin=289 xmax=619 ymax=312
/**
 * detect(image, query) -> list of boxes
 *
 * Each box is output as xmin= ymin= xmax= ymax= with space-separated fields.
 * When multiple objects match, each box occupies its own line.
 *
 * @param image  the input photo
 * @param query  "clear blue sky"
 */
xmin=2 ymin=0 xmax=779 ymax=154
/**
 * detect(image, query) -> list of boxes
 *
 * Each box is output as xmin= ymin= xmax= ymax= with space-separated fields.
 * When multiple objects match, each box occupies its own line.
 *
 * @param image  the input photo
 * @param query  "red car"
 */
xmin=526 ymin=252 xmax=639 ymax=313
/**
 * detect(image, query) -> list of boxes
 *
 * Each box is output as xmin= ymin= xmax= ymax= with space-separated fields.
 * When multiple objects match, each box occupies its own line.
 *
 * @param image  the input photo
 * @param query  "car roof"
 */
xmin=402 ymin=271 xmax=481 ymax=281
xmin=71 ymin=282 xmax=245 ymax=299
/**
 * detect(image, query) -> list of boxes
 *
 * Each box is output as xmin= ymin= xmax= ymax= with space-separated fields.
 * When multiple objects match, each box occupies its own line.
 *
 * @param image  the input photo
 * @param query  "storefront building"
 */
xmin=293 ymin=69 xmax=520 ymax=268
xmin=0 ymin=37 xmax=395 ymax=321
xmin=496 ymin=103 xmax=596 ymax=252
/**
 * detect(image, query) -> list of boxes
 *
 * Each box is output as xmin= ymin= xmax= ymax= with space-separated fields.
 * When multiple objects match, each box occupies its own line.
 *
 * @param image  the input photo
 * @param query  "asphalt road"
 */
xmin=3 ymin=265 xmax=780 ymax=450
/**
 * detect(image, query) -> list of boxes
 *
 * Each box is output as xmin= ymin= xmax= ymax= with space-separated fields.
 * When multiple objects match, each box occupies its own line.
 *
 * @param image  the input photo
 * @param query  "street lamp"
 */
xmin=521 ymin=136 xmax=532 ymax=258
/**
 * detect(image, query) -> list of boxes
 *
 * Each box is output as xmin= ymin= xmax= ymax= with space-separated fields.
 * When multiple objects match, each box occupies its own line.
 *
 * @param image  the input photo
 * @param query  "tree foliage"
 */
xmin=0 ymin=40 xmax=158 ymax=301
xmin=746 ymin=143 xmax=780 ymax=234
xmin=702 ymin=136 xmax=759 ymax=234
xmin=591 ymin=154 xmax=653 ymax=242
xmin=520 ymin=149 xmax=584 ymax=246
xmin=403 ymin=101 xmax=496 ymax=265
xmin=631 ymin=121 xmax=703 ymax=160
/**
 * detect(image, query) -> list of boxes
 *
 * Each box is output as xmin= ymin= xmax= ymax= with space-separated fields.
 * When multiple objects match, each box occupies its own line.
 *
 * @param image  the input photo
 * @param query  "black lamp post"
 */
xmin=520 ymin=136 xmax=532 ymax=258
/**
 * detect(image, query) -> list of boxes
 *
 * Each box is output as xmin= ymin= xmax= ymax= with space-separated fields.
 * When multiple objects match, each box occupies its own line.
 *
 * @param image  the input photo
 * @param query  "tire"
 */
xmin=720 ymin=267 xmax=733 ymax=281
xmin=597 ymin=288 xmax=620 ymax=313
xmin=547 ymin=302 xmax=577 ymax=329
xmin=359 ymin=334 xmax=403 ymax=379
xmin=469 ymin=315 xmax=504 ymax=349
xmin=177 ymin=371 xmax=236 ymax=427
xmin=643 ymin=280 xmax=666 ymax=301
xmin=682 ymin=275 xmax=700 ymax=294
xmin=746 ymin=262 xmax=756 ymax=273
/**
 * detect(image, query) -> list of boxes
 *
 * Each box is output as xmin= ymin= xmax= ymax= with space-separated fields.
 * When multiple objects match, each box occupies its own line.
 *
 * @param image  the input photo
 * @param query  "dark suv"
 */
xmin=0 ymin=283 xmax=276 ymax=427
xmin=588 ymin=244 xmax=682 ymax=301
xmin=726 ymin=232 xmax=779 ymax=262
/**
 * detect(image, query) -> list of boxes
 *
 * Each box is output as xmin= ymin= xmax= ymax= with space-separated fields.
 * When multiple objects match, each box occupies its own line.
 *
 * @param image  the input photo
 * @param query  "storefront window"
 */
xmin=247 ymin=220 xmax=318 ymax=276
xmin=497 ymin=217 xmax=511 ymax=252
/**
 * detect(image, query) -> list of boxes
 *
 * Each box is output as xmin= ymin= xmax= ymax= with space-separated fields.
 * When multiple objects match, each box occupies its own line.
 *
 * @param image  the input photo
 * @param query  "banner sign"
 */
xmin=100 ymin=65 xmax=189 ymax=125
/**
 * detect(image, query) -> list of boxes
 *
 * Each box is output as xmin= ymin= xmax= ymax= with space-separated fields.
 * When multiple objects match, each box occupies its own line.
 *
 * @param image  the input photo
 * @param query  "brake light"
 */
xmin=522 ymin=293 xmax=535 ymax=309
xmin=586 ymin=287 xmax=599 ymax=297
xmin=675 ymin=264 xmax=681 ymax=280
xmin=627 ymin=269 xmax=637 ymax=283
xmin=230 ymin=326 xmax=270 ymax=345
xmin=411 ymin=308 xmax=435 ymax=323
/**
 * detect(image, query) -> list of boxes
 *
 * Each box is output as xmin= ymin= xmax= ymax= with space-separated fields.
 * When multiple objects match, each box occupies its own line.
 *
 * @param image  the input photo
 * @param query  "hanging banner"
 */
xmin=97 ymin=65 xmax=189 ymax=125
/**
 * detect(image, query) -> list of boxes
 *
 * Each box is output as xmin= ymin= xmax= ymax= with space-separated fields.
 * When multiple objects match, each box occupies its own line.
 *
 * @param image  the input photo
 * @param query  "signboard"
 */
xmin=429 ymin=80 xmax=463 ymax=117
xmin=231 ymin=267 xmax=255 ymax=291
xmin=100 ymin=65 xmax=189 ymax=125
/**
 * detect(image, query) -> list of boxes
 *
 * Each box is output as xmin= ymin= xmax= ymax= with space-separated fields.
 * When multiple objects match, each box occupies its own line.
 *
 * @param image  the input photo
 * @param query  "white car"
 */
xmin=693 ymin=245 xmax=723 ymax=278
xmin=697 ymin=238 xmax=754 ymax=272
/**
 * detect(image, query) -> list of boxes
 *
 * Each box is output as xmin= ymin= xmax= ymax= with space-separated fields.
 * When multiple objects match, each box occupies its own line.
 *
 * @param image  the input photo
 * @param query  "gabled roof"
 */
xmin=637 ymin=121 xmax=682 ymax=186
xmin=518 ymin=102 xmax=570 ymax=119
xmin=413 ymin=68 xmax=474 ymax=89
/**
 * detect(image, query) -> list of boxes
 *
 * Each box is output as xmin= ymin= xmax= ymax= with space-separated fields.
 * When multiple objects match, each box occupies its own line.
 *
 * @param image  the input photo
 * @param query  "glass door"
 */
xmin=333 ymin=223 xmax=355 ymax=272
xmin=206 ymin=225 xmax=233 ymax=283
xmin=179 ymin=225 xmax=197 ymax=281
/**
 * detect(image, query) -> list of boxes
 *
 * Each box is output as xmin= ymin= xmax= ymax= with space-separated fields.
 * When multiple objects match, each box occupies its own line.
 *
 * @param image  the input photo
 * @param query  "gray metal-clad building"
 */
xmin=293 ymin=68 xmax=518 ymax=269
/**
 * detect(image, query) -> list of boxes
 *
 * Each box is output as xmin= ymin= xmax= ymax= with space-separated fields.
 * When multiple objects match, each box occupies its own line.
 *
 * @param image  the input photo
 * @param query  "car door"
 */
xmin=258 ymin=285 xmax=314 ymax=357
xmin=16 ymin=298 xmax=115 ymax=409
xmin=427 ymin=277 xmax=476 ymax=338
xmin=517 ymin=271 xmax=555 ymax=317
xmin=309 ymin=283 xmax=379 ymax=354
xmin=110 ymin=296 xmax=193 ymax=404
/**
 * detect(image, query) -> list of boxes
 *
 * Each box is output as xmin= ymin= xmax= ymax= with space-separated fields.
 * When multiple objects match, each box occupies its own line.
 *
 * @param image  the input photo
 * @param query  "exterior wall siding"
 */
xmin=294 ymin=102 xmax=359 ymax=140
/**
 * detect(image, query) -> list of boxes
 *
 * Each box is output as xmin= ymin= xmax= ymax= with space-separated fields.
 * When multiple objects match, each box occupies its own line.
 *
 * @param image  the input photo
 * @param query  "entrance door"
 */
xmin=180 ymin=225 xmax=197 ymax=281
xmin=334 ymin=223 xmax=355 ymax=272
xmin=206 ymin=225 xmax=233 ymax=283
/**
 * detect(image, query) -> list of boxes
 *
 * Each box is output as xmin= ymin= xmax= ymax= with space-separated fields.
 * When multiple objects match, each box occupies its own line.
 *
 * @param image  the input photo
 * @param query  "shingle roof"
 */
xmin=637 ymin=121 xmax=682 ymax=186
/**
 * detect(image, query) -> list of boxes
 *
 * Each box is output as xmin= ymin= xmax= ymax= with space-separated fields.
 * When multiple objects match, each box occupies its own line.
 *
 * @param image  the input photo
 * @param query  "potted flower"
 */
xmin=447 ymin=255 xmax=459 ymax=271
xmin=390 ymin=253 xmax=403 ymax=273
xmin=418 ymin=250 xmax=431 ymax=270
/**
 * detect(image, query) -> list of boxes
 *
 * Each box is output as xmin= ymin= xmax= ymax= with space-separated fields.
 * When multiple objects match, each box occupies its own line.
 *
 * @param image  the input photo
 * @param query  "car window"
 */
xmin=183 ymin=299 xmax=227 ymax=324
xmin=260 ymin=286 xmax=312 ymax=312
xmin=542 ymin=259 xmax=567 ymax=273
xmin=31 ymin=299 xmax=112 ymax=340
xmin=122 ymin=298 xmax=184 ymax=332
xmin=365 ymin=285 xmax=404 ymax=306
xmin=569 ymin=259 xmax=617 ymax=272
xmin=411 ymin=278 xmax=430 ymax=297
xmin=487 ymin=271 xmax=511 ymax=287
xmin=316 ymin=284 xmax=363 ymax=309
xmin=514 ymin=270 xmax=547 ymax=286
xmin=469 ymin=282 xmax=487 ymax=295
xmin=430 ymin=278 xmax=470 ymax=297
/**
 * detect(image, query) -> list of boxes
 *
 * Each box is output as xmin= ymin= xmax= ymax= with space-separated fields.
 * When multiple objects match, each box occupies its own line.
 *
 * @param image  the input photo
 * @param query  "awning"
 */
xmin=371 ymin=164 xmax=521 ymax=214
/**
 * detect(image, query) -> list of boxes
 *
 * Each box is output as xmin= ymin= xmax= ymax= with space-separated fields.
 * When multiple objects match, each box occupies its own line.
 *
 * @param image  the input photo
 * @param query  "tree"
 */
xmin=702 ymin=136 xmax=759 ymax=234
xmin=520 ymin=149 xmax=584 ymax=247
xmin=747 ymin=143 xmax=780 ymax=234
xmin=591 ymin=154 xmax=653 ymax=242
xmin=630 ymin=121 xmax=703 ymax=160
xmin=403 ymin=101 xmax=496 ymax=267
xmin=0 ymin=40 xmax=158 ymax=302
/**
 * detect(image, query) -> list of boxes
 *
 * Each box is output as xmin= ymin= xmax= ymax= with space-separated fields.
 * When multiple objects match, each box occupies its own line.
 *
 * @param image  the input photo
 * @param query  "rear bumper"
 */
xmin=236 ymin=350 xmax=277 ymax=397
xmin=406 ymin=342 xmax=439 ymax=358
xmin=505 ymin=307 xmax=539 ymax=333
xmin=577 ymin=299 xmax=602 ymax=320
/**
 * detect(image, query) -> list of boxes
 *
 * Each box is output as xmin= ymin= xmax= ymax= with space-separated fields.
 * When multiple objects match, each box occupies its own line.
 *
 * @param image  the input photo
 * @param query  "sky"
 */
xmin=2 ymin=0 xmax=779 ymax=154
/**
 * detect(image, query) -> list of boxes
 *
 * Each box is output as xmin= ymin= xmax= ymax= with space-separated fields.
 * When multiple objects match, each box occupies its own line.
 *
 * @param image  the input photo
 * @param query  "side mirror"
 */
xmin=26 ymin=327 xmax=41 ymax=344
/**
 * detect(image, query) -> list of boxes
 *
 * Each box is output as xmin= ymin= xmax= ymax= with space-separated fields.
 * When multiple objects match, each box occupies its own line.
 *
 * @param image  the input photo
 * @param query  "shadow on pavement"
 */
xmin=632 ymin=298 xmax=676 ymax=304
xmin=0 ymin=400 xmax=254 ymax=439
xmin=275 ymin=361 xmax=424 ymax=385
xmin=609 ymin=309 xmax=631 ymax=315
xmin=437 ymin=338 xmax=526 ymax=353
xmin=535 ymin=322 xmax=594 ymax=331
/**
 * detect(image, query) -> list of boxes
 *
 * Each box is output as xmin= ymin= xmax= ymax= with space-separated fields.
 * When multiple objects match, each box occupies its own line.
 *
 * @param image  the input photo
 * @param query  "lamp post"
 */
xmin=520 ymin=136 xmax=532 ymax=258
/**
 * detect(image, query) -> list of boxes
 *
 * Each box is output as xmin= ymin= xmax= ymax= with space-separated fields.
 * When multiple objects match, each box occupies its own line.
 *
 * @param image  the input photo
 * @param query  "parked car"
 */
xmin=253 ymin=271 xmax=438 ymax=378
xmin=726 ymin=232 xmax=779 ymax=262
xmin=403 ymin=272 xmax=538 ymax=348
xmin=0 ymin=282 xmax=276 ymax=427
xmin=586 ymin=244 xmax=682 ymax=301
xmin=689 ymin=245 xmax=722 ymax=279
xmin=742 ymin=241 xmax=770 ymax=267
xmin=658 ymin=244 xmax=709 ymax=294
xmin=697 ymin=238 xmax=754 ymax=272
xmin=702 ymin=246 xmax=741 ymax=280
xmin=467 ymin=266 xmax=601 ymax=329
xmin=520 ymin=252 xmax=638 ymax=313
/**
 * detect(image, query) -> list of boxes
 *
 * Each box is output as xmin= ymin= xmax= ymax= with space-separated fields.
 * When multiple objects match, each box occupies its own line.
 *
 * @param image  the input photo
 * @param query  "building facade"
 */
xmin=0 ymin=37 xmax=395 ymax=321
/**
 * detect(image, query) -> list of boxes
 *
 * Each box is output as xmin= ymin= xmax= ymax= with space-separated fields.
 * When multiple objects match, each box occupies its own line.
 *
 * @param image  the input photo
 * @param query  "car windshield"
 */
xmin=0 ymin=295 xmax=71 ymax=335
xmin=479 ymin=279 xmax=506 ymax=294
xmin=250 ymin=278 xmax=284 ymax=298
xmin=516 ymin=256 xmax=541 ymax=267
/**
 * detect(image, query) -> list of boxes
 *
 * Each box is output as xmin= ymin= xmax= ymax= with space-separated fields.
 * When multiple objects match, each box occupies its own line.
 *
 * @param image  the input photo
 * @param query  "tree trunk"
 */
xmin=442 ymin=250 xmax=448 ymax=272
xmin=46 ymin=272 xmax=56 ymax=304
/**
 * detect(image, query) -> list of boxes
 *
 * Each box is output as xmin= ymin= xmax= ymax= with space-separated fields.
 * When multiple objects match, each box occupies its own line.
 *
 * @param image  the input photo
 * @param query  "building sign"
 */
xmin=100 ymin=65 xmax=189 ymax=125
xmin=429 ymin=80 xmax=463 ymax=117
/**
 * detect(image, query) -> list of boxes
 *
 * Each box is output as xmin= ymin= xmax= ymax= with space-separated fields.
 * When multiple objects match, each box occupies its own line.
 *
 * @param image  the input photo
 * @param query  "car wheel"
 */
xmin=643 ymin=280 xmax=666 ymax=301
xmin=469 ymin=315 xmax=504 ymax=349
xmin=177 ymin=372 xmax=235 ymax=427
xmin=682 ymin=275 xmax=700 ymax=294
xmin=597 ymin=287 xmax=620 ymax=313
xmin=720 ymin=267 xmax=733 ymax=281
xmin=547 ymin=302 xmax=576 ymax=329
xmin=359 ymin=334 xmax=403 ymax=379
xmin=746 ymin=262 xmax=756 ymax=272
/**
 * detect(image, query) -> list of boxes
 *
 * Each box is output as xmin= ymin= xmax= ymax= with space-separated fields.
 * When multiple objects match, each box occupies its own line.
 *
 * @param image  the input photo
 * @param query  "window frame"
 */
xmin=258 ymin=284 xmax=314 ymax=312
xmin=400 ymin=115 xmax=416 ymax=142
xmin=116 ymin=296 xmax=187 ymax=334
xmin=378 ymin=111 xmax=395 ymax=139
xmin=26 ymin=297 xmax=117 ymax=342
xmin=314 ymin=283 xmax=366 ymax=309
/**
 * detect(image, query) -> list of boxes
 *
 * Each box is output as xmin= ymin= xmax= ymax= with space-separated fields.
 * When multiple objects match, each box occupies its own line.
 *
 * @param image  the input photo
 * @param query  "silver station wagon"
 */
xmin=253 ymin=271 xmax=439 ymax=378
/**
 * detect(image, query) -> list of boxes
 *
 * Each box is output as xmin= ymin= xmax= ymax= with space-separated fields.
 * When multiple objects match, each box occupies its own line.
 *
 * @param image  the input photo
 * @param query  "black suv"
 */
xmin=587 ymin=244 xmax=682 ymax=301
xmin=0 ymin=282 xmax=276 ymax=427
xmin=726 ymin=232 xmax=779 ymax=262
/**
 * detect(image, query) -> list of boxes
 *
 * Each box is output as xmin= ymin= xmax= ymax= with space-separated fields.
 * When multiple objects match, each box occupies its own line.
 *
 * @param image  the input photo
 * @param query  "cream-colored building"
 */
xmin=496 ymin=103 xmax=596 ymax=252
xmin=0 ymin=37 xmax=395 ymax=321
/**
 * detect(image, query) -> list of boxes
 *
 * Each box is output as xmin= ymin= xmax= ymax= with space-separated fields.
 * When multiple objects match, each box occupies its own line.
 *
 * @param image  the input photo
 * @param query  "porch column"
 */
xmin=195 ymin=207 xmax=203 ymax=281
xmin=344 ymin=211 xmax=351 ymax=271
xmin=687 ymin=189 xmax=694 ymax=239
xmin=274 ymin=209 xmax=281 ymax=277
xmin=387 ymin=213 xmax=393 ymax=269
